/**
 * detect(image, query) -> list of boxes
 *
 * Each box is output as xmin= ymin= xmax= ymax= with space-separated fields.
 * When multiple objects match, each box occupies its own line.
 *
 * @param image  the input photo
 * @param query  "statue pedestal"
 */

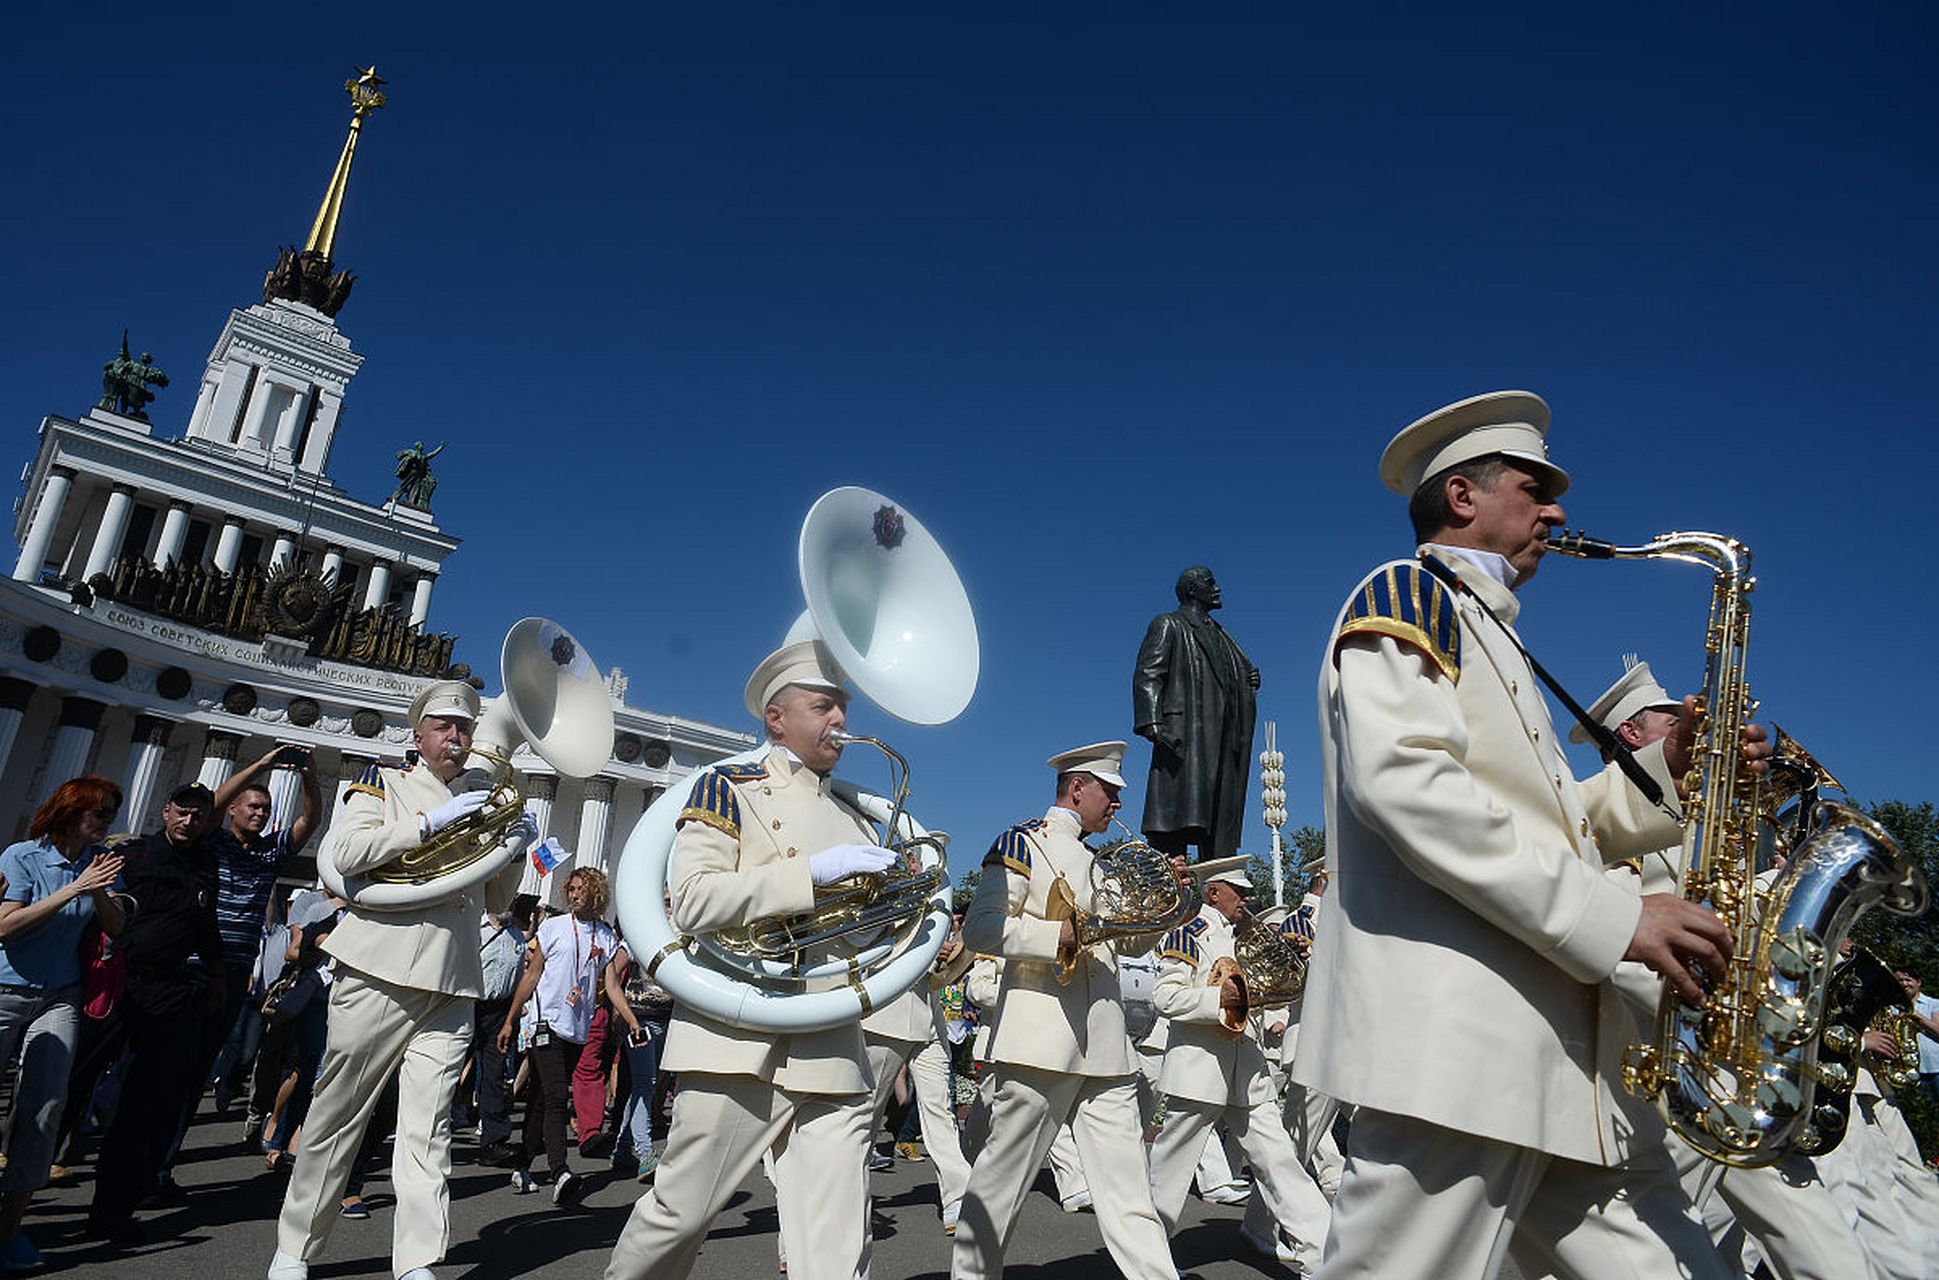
xmin=385 ymin=501 xmax=437 ymax=529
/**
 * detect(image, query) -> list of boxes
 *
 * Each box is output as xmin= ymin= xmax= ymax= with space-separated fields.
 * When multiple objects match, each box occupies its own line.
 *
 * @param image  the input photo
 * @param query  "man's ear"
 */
xmin=1441 ymin=473 xmax=1478 ymax=525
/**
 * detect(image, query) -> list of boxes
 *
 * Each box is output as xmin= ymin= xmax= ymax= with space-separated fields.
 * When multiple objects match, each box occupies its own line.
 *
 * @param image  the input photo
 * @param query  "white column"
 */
xmin=39 ymin=697 xmax=107 ymax=804
xmin=408 ymin=574 xmax=436 ymax=627
xmin=269 ymin=531 xmax=298 ymax=570
xmin=238 ymin=371 xmax=276 ymax=448
xmin=320 ymin=545 xmax=346 ymax=584
xmin=577 ymin=776 xmax=616 ymax=879
xmin=153 ymin=500 xmax=192 ymax=567
xmin=0 ymin=679 xmax=34 ymax=783
xmin=298 ymin=391 xmax=343 ymax=471
xmin=363 ymin=560 xmax=392 ymax=609
xmin=270 ymin=388 xmax=309 ymax=456
xmin=13 ymin=466 xmax=76 ymax=582
xmin=517 ymin=773 xmax=559 ymax=897
xmin=329 ymin=752 xmax=375 ymax=832
xmin=211 ymin=518 xmax=245 ymax=573
xmin=267 ymin=758 xmax=304 ymax=831
xmin=196 ymin=729 xmax=243 ymax=790
xmin=119 ymin=715 xmax=174 ymax=834
xmin=80 ymin=484 xmax=138 ymax=584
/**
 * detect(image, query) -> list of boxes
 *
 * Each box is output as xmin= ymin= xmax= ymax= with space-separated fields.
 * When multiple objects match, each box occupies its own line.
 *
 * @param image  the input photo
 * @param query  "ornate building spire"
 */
xmin=305 ymin=67 xmax=388 ymax=261
xmin=263 ymin=69 xmax=388 ymax=319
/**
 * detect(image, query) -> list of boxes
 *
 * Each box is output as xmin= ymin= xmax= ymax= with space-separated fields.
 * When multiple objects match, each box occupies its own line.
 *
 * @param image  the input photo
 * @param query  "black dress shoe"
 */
xmin=578 ymin=1131 xmax=615 ymax=1160
xmin=142 ymin=1174 xmax=188 ymax=1207
xmin=477 ymin=1141 xmax=524 ymax=1168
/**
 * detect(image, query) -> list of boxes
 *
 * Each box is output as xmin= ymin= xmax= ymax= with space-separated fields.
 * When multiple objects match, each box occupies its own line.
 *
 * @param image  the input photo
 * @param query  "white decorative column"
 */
xmin=517 ymin=773 xmax=559 ymax=897
xmin=40 ymin=697 xmax=106 ymax=804
xmin=329 ymin=752 xmax=375 ymax=831
xmin=269 ymin=531 xmax=298 ymax=571
xmin=320 ymin=545 xmax=346 ymax=584
xmin=211 ymin=518 xmax=245 ymax=573
xmin=196 ymin=729 xmax=243 ymax=790
xmin=266 ymin=758 xmax=304 ymax=831
xmin=80 ymin=485 xmax=137 ymax=584
xmin=363 ymin=560 xmax=393 ymax=609
xmin=408 ymin=574 xmax=436 ymax=627
xmin=238 ymin=371 xmax=276 ymax=448
xmin=577 ymin=776 xmax=616 ymax=879
xmin=270 ymin=387 xmax=309 ymax=457
xmin=153 ymin=500 xmax=192 ymax=567
xmin=120 ymin=715 xmax=174 ymax=834
xmin=13 ymin=466 xmax=76 ymax=582
xmin=1259 ymin=723 xmax=1289 ymax=910
xmin=0 ymin=679 xmax=34 ymax=782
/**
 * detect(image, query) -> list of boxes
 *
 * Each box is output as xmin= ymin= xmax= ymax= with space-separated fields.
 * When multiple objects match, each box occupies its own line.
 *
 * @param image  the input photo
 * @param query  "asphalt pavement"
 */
xmin=20 ymin=1101 xmax=1370 ymax=1279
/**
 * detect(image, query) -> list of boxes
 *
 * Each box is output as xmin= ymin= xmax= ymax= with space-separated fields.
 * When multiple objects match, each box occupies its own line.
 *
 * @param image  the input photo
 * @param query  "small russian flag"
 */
xmin=530 ymin=836 xmax=568 ymax=876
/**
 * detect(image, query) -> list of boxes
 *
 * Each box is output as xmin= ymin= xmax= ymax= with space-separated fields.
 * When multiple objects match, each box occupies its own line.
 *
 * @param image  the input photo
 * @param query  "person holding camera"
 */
xmin=497 ymin=866 xmax=616 ymax=1205
xmin=602 ymin=929 xmax=676 ymax=1180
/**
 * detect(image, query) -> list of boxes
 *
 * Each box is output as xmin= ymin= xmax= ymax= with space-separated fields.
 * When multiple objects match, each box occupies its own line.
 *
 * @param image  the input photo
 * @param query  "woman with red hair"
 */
xmin=0 ymin=775 xmax=127 ymax=1272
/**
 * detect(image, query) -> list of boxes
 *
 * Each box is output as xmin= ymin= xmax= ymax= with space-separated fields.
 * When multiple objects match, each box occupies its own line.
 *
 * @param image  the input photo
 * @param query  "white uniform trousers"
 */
xmin=606 ymin=1071 xmax=872 ymax=1280
xmin=1316 ymin=1108 xmax=1730 ymax=1280
xmin=967 ymin=1070 xmax=1089 ymax=1203
xmin=1150 ymin=1096 xmax=1331 ymax=1267
xmin=1672 ymin=1140 xmax=1872 ymax=1280
xmin=274 ymin=968 xmax=471 ymax=1277
xmin=952 ymin=1066 xmax=1175 ymax=1280
xmin=1285 ymin=1079 xmax=1346 ymax=1189
xmin=1816 ymin=1092 xmax=1939 ymax=1280
xmin=1133 ymin=1044 xmax=1245 ymax=1195
xmin=865 ymin=1035 xmax=974 ymax=1215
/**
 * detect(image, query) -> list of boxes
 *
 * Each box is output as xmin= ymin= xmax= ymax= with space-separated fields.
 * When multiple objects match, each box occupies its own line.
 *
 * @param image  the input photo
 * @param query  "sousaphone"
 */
xmin=615 ymin=488 xmax=975 ymax=1032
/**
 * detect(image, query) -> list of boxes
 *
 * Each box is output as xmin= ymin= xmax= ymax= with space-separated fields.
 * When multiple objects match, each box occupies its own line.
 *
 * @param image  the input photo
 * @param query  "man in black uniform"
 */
xmin=86 ymin=783 xmax=224 ymax=1244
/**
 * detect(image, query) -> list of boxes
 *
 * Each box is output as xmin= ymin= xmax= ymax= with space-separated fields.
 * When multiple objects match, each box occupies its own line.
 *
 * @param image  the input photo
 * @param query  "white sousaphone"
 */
xmin=320 ymin=617 xmax=617 ymax=911
xmin=615 ymin=487 xmax=976 ymax=1032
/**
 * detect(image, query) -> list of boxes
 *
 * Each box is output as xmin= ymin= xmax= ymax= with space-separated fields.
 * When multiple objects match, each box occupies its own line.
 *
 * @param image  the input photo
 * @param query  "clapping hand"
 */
xmin=71 ymin=853 xmax=124 ymax=897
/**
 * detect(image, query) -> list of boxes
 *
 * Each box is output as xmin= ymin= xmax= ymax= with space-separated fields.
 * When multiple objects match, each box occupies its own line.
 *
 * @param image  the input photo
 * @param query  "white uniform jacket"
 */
xmin=1154 ymin=904 xmax=1276 ymax=1109
xmin=659 ymin=746 xmax=879 ymax=1095
xmin=1293 ymin=550 xmax=1683 ymax=1166
xmin=323 ymin=761 xmax=523 ymax=998
xmin=862 ymin=941 xmax=976 ymax=1045
xmin=963 ymin=806 xmax=1153 ymax=1078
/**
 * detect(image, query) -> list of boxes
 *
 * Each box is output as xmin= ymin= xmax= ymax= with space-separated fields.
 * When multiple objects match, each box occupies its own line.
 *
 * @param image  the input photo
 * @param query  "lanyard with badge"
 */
xmin=563 ymin=919 xmax=605 ymax=1007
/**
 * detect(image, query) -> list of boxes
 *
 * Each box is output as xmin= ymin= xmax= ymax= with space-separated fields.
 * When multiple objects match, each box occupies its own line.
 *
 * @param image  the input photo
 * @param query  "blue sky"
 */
xmin=6 ymin=4 xmax=1935 ymax=885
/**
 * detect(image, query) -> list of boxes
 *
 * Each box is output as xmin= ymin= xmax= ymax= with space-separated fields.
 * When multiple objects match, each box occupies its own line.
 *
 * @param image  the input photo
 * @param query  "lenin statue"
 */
xmin=1132 ymin=566 xmax=1260 ymax=860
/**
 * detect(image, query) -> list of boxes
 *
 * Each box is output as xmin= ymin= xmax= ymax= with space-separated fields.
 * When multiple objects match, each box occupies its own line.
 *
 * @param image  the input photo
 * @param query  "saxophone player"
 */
xmin=268 ymin=680 xmax=533 ymax=1280
xmin=1569 ymin=660 xmax=1873 ymax=1280
xmin=1146 ymin=859 xmax=1331 ymax=1270
xmin=952 ymin=742 xmax=1179 ymax=1280
xmin=605 ymin=639 xmax=898 ymax=1280
xmin=1295 ymin=391 xmax=1767 ymax=1280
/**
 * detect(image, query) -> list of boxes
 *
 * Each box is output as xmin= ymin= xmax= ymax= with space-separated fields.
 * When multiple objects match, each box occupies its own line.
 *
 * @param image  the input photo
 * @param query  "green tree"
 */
xmin=952 ymin=866 xmax=981 ymax=916
xmin=1244 ymin=825 xmax=1325 ymax=907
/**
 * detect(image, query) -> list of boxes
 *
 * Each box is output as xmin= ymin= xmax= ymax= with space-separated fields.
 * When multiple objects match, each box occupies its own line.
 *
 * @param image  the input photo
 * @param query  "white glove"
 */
xmin=421 ymin=789 xmax=491 ymax=837
xmin=510 ymin=813 xmax=540 ymax=846
xmin=809 ymin=843 xmax=899 ymax=887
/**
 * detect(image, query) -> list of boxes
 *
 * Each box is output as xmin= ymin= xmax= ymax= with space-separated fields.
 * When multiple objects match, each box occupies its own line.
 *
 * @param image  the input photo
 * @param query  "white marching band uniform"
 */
xmin=1146 ymin=886 xmax=1332 ymax=1270
xmin=952 ymin=788 xmax=1178 ymax=1280
xmin=860 ymin=943 xmax=977 ymax=1230
xmin=605 ymin=743 xmax=881 ymax=1280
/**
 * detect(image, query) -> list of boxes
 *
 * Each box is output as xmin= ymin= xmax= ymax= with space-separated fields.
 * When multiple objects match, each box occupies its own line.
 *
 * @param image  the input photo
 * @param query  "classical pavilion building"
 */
xmin=0 ymin=71 xmax=750 ymax=898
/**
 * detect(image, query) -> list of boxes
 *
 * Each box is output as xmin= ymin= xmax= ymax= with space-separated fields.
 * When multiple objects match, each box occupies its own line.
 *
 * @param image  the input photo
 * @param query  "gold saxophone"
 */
xmin=1549 ymin=530 xmax=1927 ymax=1167
xmin=1046 ymin=821 xmax=1201 ymax=985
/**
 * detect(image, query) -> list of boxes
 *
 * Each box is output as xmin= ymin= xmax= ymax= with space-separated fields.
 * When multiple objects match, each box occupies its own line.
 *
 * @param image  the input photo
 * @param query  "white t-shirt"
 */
xmin=533 ymin=913 xmax=615 ymax=1044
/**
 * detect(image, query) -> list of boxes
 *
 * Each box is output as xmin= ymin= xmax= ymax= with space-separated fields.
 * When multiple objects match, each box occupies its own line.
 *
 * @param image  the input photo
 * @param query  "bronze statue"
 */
xmin=97 ymin=331 xmax=169 ymax=420
xmin=1132 ymin=566 xmax=1260 ymax=860
xmin=393 ymin=440 xmax=445 ymax=509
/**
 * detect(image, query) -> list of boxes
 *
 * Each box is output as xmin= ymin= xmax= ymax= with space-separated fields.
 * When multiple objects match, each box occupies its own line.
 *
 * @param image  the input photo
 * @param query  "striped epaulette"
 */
xmin=677 ymin=761 xmax=767 ymax=838
xmin=1285 ymin=903 xmax=1317 ymax=944
xmin=983 ymin=819 xmax=1046 ymax=876
xmin=1159 ymin=915 xmax=1210 ymax=964
xmin=343 ymin=761 xmax=385 ymax=800
xmin=1335 ymin=559 xmax=1460 ymax=683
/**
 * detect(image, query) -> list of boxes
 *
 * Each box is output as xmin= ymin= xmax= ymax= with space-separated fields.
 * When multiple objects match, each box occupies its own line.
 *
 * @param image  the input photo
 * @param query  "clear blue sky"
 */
xmin=6 ymin=3 xmax=1935 ymax=885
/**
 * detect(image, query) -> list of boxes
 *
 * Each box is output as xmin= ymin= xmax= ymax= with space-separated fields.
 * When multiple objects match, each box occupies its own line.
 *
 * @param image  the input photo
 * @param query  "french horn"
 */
xmin=320 ymin=618 xmax=616 ymax=911
xmin=614 ymin=487 xmax=973 ymax=1032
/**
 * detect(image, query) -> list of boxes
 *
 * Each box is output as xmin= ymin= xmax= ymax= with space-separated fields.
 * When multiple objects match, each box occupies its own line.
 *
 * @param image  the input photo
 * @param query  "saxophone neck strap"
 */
xmin=1419 ymin=555 xmax=1669 ymax=813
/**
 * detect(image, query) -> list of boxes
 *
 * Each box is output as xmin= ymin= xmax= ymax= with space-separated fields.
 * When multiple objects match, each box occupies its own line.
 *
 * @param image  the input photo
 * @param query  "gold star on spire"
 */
xmin=305 ymin=67 xmax=390 ymax=260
